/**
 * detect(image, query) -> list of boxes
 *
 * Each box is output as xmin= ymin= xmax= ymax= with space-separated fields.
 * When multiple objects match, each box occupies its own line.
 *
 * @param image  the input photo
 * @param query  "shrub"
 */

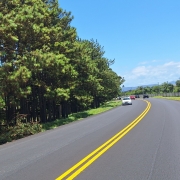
xmin=0 ymin=122 xmax=42 ymax=145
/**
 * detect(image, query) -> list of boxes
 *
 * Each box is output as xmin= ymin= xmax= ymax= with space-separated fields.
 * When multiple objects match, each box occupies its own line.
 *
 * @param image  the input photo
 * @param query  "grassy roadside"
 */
xmin=153 ymin=96 xmax=180 ymax=101
xmin=42 ymin=100 xmax=122 ymax=130
xmin=0 ymin=100 xmax=122 ymax=145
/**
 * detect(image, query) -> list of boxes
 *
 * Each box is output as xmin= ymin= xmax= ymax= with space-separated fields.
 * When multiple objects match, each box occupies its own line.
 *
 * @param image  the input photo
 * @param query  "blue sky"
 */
xmin=59 ymin=0 xmax=180 ymax=87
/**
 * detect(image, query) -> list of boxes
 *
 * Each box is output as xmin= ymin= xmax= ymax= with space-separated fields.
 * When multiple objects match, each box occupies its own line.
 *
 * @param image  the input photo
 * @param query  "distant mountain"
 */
xmin=122 ymin=87 xmax=136 ymax=92
xmin=122 ymin=81 xmax=176 ymax=92
xmin=122 ymin=84 xmax=157 ymax=92
xmin=169 ymin=81 xmax=176 ymax=85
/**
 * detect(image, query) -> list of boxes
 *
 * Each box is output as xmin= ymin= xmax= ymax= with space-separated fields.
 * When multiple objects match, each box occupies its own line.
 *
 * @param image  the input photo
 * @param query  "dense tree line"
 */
xmin=0 ymin=0 xmax=123 ymax=126
xmin=124 ymin=79 xmax=180 ymax=96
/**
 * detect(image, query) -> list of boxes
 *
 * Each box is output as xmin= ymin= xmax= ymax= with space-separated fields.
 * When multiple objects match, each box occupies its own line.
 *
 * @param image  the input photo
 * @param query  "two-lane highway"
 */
xmin=0 ymin=98 xmax=180 ymax=180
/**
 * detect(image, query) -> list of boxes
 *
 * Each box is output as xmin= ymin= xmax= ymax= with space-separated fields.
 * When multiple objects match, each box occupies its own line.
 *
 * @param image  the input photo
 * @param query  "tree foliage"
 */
xmin=0 ymin=0 xmax=122 ymax=126
xmin=123 ymin=81 xmax=180 ymax=95
xmin=176 ymin=80 xmax=180 ymax=87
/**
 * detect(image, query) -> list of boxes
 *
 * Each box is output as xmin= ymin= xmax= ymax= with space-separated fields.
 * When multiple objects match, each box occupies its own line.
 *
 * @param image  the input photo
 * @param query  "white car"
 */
xmin=122 ymin=97 xmax=132 ymax=105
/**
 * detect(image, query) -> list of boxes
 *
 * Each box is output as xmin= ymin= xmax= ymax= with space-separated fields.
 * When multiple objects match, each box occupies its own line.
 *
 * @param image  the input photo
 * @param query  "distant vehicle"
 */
xmin=114 ymin=97 xmax=121 ymax=100
xmin=130 ymin=95 xmax=135 ymax=100
xmin=122 ymin=97 xmax=132 ymax=105
xmin=135 ymin=95 xmax=140 ymax=98
xmin=143 ymin=94 xmax=149 ymax=98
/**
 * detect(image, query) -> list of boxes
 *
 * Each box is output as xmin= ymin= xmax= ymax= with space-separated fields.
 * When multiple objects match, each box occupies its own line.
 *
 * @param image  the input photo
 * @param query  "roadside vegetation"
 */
xmin=0 ymin=100 xmax=122 ymax=145
xmin=153 ymin=96 xmax=180 ymax=101
xmin=0 ymin=1 xmax=124 ymax=144
xmin=42 ymin=100 xmax=122 ymax=130
xmin=123 ymin=79 xmax=180 ymax=96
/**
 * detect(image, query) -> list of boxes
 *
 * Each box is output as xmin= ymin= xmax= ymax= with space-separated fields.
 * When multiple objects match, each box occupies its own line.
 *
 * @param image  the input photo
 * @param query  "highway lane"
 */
xmin=0 ymin=98 xmax=180 ymax=180
xmin=76 ymin=98 xmax=180 ymax=180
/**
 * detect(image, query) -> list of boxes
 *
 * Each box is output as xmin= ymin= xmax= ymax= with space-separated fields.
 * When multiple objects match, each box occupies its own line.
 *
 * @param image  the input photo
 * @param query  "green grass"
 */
xmin=153 ymin=96 xmax=180 ymax=101
xmin=0 ymin=100 xmax=122 ymax=145
xmin=42 ymin=100 xmax=122 ymax=131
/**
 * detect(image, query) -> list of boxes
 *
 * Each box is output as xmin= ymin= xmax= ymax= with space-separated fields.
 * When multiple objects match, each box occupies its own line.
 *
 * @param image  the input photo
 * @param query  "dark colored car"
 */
xmin=143 ymin=94 xmax=149 ymax=98
xmin=117 ymin=97 xmax=121 ymax=100
xmin=135 ymin=95 xmax=140 ymax=98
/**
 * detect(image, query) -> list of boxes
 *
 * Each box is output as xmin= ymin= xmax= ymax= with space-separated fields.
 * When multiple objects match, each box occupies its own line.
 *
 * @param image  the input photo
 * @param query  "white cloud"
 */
xmin=123 ymin=61 xmax=180 ymax=87
xmin=132 ymin=66 xmax=149 ymax=77
xmin=139 ymin=61 xmax=148 ymax=65
xmin=138 ymin=60 xmax=160 ymax=65
xmin=152 ymin=60 xmax=158 ymax=62
xmin=164 ymin=61 xmax=179 ymax=67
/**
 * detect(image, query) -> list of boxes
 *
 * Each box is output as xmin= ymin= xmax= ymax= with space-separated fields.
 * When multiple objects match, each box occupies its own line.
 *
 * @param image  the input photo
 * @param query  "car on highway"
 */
xmin=130 ymin=95 xmax=135 ymax=100
xmin=122 ymin=97 xmax=132 ymax=105
xmin=135 ymin=95 xmax=140 ymax=98
xmin=143 ymin=94 xmax=149 ymax=98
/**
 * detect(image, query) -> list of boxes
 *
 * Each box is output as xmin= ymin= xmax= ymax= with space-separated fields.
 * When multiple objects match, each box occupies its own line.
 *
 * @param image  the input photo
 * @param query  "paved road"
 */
xmin=0 ymin=98 xmax=180 ymax=180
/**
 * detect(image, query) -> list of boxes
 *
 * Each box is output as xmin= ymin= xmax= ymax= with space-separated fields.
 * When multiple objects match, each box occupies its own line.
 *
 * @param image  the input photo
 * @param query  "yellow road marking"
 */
xmin=56 ymin=100 xmax=151 ymax=180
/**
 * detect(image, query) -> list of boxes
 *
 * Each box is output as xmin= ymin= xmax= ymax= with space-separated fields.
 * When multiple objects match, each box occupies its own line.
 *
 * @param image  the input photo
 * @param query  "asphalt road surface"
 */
xmin=0 ymin=98 xmax=180 ymax=180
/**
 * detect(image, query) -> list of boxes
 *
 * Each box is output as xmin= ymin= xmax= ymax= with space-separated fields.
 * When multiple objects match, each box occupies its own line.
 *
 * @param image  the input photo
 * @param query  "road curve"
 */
xmin=0 ymin=98 xmax=180 ymax=180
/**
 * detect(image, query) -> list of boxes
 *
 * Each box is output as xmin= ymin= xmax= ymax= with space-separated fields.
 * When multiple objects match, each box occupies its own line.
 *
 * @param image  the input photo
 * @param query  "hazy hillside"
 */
xmin=122 ymin=81 xmax=176 ymax=92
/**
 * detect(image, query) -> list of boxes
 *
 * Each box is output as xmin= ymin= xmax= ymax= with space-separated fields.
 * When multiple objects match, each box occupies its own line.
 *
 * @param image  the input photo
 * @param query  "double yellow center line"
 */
xmin=56 ymin=100 xmax=151 ymax=180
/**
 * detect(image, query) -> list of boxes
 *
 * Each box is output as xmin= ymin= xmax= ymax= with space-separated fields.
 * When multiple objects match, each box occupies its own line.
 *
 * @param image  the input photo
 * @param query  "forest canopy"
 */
xmin=0 ymin=0 xmax=123 ymax=125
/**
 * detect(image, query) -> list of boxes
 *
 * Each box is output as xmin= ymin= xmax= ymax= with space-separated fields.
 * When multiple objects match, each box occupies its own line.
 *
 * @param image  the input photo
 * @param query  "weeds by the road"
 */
xmin=153 ymin=96 xmax=180 ymax=101
xmin=42 ymin=100 xmax=122 ymax=130
xmin=0 ymin=100 xmax=122 ymax=145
